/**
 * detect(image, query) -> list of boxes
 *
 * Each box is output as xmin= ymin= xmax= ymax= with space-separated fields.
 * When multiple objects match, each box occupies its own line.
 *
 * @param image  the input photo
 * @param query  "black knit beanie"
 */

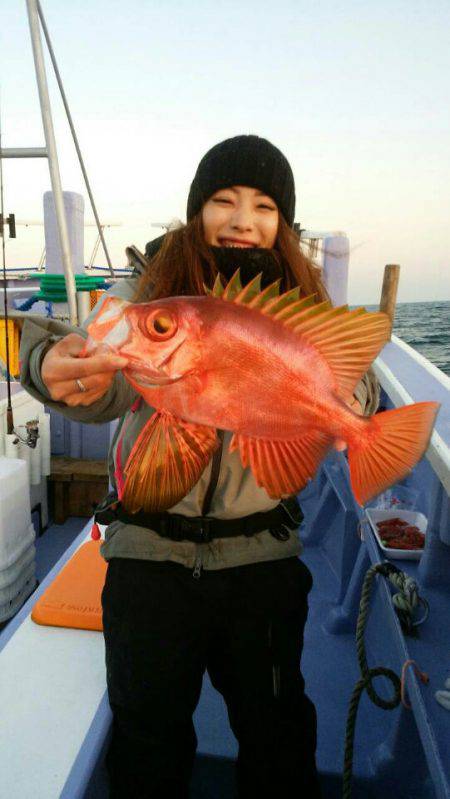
xmin=186 ymin=135 xmax=296 ymax=227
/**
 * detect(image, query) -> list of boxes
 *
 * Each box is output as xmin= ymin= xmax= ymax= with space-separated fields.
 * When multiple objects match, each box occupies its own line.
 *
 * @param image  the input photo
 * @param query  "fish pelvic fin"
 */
xmin=348 ymin=401 xmax=440 ymax=506
xmin=210 ymin=268 xmax=391 ymax=398
xmin=229 ymin=429 xmax=333 ymax=498
xmin=122 ymin=411 xmax=218 ymax=513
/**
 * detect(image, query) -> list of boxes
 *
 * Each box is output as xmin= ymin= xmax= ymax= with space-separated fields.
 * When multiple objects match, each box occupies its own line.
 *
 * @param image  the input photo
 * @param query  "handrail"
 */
xmin=391 ymin=333 xmax=450 ymax=390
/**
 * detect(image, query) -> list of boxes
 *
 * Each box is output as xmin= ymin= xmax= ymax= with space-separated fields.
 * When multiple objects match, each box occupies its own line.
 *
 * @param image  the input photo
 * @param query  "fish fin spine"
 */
xmin=230 ymin=430 xmax=332 ymax=498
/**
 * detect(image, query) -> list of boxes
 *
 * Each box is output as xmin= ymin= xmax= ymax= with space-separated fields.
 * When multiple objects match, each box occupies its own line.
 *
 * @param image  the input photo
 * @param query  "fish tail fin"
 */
xmin=348 ymin=401 xmax=440 ymax=506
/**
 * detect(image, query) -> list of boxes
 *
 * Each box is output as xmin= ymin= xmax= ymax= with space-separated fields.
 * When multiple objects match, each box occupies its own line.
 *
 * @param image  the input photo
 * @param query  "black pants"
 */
xmin=102 ymin=555 xmax=321 ymax=799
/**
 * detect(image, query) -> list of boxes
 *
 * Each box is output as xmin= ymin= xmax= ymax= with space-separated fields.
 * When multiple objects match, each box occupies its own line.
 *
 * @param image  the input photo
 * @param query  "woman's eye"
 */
xmin=258 ymin=203 xmax=276 ymax=210
xmin=213 ymin=197 xmax=232 ymax=204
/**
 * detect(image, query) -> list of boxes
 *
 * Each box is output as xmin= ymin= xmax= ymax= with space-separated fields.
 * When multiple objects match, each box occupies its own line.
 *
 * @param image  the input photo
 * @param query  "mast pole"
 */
xmin=36 ymin=0 xmax=116 ymax=278
xmin=25 ymin=0 xmax=78 ymax=325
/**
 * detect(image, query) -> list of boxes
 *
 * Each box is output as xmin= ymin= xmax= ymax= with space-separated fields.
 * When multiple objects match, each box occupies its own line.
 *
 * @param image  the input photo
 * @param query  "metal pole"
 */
xmin=36 ymin=0 xmax=115 ymax=278
xmin=88 ymin=232 xmax=101 ymax=268
xmin=25 ymin=0 xmax=78 ymax=324
xmin=0 ymin=147 xmax=48 ymax=158
xmin=0 ymin=95 xmax=14 ymax=434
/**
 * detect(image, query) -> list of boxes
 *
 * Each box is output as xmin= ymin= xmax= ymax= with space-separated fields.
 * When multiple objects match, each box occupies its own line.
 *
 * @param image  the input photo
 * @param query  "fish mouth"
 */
xmin=121 ymin=338 xmax=187 ymax=387
xmin=125 ymin=363 xmax=183 ymax=388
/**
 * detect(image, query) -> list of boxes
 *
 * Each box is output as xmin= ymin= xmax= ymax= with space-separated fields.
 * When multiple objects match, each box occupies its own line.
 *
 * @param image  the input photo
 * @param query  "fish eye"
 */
xmin=144 ymin=310 xmax=177 ymax=340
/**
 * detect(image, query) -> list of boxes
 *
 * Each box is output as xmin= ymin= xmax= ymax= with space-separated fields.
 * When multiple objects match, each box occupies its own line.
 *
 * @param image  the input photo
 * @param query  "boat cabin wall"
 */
xmin=49 ymin=410 xmax=113 ymax=461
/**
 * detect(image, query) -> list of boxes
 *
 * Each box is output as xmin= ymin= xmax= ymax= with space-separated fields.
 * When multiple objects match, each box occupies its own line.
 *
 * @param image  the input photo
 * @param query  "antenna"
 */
xmin=0 ymin=92 xmax=14 ymax=434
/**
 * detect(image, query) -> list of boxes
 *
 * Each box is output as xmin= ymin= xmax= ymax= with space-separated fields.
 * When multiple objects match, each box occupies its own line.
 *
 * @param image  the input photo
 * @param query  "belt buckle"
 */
xmin=199 ymin=517 xmax=212 ymax=544
xmin=169 ymin=515 xmax=213 ymax=544
xmin=269 ymin=524 xmax=291 ymax=542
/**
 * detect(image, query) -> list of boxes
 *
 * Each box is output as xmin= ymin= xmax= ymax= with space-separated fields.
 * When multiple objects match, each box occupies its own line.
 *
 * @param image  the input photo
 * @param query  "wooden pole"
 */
xmin=379 ymin=264 xmax=400 ymax=336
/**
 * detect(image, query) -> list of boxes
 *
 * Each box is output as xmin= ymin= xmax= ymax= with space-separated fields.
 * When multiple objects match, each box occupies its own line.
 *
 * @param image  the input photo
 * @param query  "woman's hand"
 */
xmin=41 ymin=334 xmax=128 ymax=407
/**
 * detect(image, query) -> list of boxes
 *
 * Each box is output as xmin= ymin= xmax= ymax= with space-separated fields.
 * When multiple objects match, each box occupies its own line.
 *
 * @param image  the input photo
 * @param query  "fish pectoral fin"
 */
xmin=229 ymin=430 xmax=332 ymax=499
xmin=122 ymin=411 xmax=218 ymax=513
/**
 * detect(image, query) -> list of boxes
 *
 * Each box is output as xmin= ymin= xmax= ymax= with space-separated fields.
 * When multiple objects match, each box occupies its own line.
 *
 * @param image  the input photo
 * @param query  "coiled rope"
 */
xmin=343 ymin=561 xmax=429 ymax=799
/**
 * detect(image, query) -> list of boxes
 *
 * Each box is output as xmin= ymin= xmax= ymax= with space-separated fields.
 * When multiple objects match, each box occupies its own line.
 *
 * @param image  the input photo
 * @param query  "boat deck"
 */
xmin=1 ymin=490 xmax=445 ymax=799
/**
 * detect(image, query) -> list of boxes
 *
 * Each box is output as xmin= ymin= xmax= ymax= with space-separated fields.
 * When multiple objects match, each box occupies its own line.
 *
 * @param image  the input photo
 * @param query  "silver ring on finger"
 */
xmin=76 ymin=378 xmax=87 ymax=393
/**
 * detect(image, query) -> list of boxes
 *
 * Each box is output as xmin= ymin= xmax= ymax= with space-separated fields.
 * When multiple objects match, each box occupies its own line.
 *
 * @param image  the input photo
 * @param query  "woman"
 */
xmin=20 ymin=135 xmax=379 ymax=798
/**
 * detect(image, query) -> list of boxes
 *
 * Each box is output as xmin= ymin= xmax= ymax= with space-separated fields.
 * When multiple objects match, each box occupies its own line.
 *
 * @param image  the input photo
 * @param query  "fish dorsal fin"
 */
xmin=246 ymin=278 xmax=283 ymax=308
xmin=222 ymin=270 xmax=243 ymax=300
xmin=122 ymin=411 xmax=218 ymax=513
xmin=289 ymin=305 xmax=390 ymax=397
xmin=213 ymin=269 xmax=390 ymax=398
xmin=211 ymin=268 xmax=315 ymax=318
xmin=212 ymin=273 xmax=225 ymax=297
xmin=233 ymin=273 xmax=263 ymax=303
xmin=229 ymin=430 xmax=332 ymax=498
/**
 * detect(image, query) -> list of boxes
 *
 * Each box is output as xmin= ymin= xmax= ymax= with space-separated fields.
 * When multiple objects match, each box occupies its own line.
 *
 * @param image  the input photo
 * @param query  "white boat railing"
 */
xmin=373 ymin=336 xmax=450 ymax=495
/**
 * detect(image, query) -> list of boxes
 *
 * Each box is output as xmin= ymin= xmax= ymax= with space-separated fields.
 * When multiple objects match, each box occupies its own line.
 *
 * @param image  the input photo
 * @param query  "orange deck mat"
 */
xmin=31 ymin=540 xmax=107 ymax=631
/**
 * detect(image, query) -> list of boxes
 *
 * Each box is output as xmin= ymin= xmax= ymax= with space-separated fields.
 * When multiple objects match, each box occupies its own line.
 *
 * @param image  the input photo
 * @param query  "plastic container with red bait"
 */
xmin=365 ymin=509 xmax=428 ymax=561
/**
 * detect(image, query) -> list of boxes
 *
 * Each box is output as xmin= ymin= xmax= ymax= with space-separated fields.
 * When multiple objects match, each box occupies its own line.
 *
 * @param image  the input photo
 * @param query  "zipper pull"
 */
xmin=192 ymin=553 xmax=203 ymax=579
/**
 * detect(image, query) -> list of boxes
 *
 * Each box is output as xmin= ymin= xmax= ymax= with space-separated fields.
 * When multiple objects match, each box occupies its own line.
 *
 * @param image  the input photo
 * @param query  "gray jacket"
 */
xmin=19 ymin=275 xmax=380 ymax=571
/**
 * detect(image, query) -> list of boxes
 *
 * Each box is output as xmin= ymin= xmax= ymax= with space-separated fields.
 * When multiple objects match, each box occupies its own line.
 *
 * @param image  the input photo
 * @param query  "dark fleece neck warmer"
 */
xmin=143 ymin=236 xmax=284 ymax=290
xmin=208 ymin=246 xmax=283 ymax=289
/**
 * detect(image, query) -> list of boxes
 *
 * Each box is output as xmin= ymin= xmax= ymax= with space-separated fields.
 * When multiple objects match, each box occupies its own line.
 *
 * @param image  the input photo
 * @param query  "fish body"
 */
xmin=120 ymin=296 xmax=352 ymax=440
xmin=84 ymin=271 xmax=439 ymax=512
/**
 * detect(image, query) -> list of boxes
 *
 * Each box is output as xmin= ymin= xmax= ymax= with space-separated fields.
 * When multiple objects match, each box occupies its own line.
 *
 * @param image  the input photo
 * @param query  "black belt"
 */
xmin=94 ymin=492 xmax=303 ymax=544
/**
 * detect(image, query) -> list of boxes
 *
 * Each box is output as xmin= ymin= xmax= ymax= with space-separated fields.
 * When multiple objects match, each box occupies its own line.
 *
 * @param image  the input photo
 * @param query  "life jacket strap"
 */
xmin=93 ymin=493 xmax=303 ymax=545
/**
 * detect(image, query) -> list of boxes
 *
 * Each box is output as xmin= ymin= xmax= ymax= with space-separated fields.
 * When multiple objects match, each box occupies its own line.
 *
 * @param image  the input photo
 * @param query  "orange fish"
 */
xmin=83 ymin=270 xmax=439 ymax=513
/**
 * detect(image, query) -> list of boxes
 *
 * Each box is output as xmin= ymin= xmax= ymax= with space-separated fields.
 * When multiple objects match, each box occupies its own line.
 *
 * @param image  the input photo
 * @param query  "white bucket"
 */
xmin=0 ymin=542 xmax=35 ymax=590
xmin=0 ymin=459 xmax=32 ymax=569
xmin=0 ymin=559 xmax=36 ymax=605
xmin=0 ymin=572 xmax=36 ymax=623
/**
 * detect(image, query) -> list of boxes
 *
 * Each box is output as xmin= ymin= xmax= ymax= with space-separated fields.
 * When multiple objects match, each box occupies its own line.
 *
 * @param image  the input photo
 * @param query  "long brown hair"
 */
xmin=135 ymin=212 xmax=330 ymax=304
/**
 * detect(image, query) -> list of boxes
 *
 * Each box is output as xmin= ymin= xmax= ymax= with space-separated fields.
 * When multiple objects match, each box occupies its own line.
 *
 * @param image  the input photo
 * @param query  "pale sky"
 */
xmin=1 ymin=0 xmax=449 ymax=304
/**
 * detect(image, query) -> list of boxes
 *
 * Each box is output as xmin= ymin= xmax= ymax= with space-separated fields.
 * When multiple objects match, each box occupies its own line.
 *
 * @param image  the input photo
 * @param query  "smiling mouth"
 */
xmin=218 ymin=238 xmax=257 ymax=248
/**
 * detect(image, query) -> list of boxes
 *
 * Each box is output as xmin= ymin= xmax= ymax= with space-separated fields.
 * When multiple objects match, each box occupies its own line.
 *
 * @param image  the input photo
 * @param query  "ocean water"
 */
xmin=365 ymin=301 xmax=450 ymax=378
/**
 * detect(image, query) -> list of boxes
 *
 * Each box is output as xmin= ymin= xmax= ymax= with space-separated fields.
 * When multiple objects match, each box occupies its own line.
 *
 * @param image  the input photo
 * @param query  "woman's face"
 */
xmin=202 ymin=185 xmax=279 ymax=249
